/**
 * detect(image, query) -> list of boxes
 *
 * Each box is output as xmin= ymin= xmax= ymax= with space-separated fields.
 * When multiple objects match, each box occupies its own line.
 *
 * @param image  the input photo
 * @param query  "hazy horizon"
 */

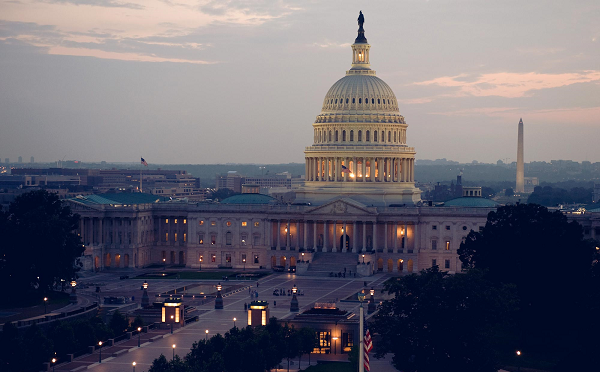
xmin=1 ymin=1 xmax=599 ymax=164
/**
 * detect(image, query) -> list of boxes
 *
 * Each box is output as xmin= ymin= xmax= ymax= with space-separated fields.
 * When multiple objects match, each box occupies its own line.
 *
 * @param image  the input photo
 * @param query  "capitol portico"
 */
xmin=66 ymin=14 xmax=600 ymax=277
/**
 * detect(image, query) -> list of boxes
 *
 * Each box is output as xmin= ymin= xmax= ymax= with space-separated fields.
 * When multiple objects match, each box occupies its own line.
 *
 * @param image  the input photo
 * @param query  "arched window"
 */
xmin=381 ymin=131 xmax=385 ymax=142
xmin=335 ymin=130 xmax=339 ymax=141
xmin=359 ymin=98 xmax=362 ymax=104
xmin=378 ymin=99 xmax=380 ymax=104
xmin=372 ymin=98 xmax=375 ymax=104
xmin=226 ymin=232 xmax=232 ymax=245
xmin=388 ymin=99 xmax=390 ymax=104
xmin=346 ymin=98 xmax=349 ymax=104
xmin=352 ymin=98 xmax=356 ymax=103
xmin=358 ymin=130 xmax=362 ymax=141
xmin=366 ymin=130 xmax=370 ymax=141
xmin=342 ymin=130 xmax=346 ymax=141
xmin=328 ymin=131 xmax=332 ymax=142
xmin=350 ymin=130 xmax=354 ymax=141
xmin=374 ymin=131 xmax=378 ymax=142
xmin=388 ymin=131 xmax=391 ymax=142
xmin=335 ymin=99 xmax=338 ymax=104
xmin=394 ymin=131 xmax=397 ymax=142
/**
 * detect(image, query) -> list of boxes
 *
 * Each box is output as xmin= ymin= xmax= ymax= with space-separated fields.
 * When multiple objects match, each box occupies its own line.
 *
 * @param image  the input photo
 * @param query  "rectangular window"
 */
xmin=165 ymin=232 xmax=168 ymax=242
xmin=242 ymin=253 xmax=246 ymax=263
xmin=183 ymin=233 xmax=187 ymax=242
xmin=253 ymin=235 xmax=260 ymax=246
xmin=226 ymin=254 xmax=231 ymax=263
xmin=211 ymin=221 xmax=216 ymax=226
xmin=174 ymin=219 xmax=178 ymax=224
xmin=432 ymin=259 xmax=437 ymax=267
xmin=226 ymin=232 xmax=232 ymax=245
xmin=199 ymin=234 xmax=204 ymax=244
xmin=445 ymin=241 xmax=450 ymax=250
xmin=211 ymin=234 xmax=216 ymax=245
xmin=183 ymin=219 xmax=187 ymax=224
xmin=128 ymin=233 xmax=131 ymax=244
xmin=254 ymin=255 xmax=259 ymax=264
xmin=445 ymin=225 xmax=450 ymax=230
xmin=254 ymin=222 xmax=260 ymax=227
xmin=241 ymin=234 xmax=247 ymax=245
xmin=431 ymin=240 xmax=437 ymax=250
xmin=432 ymin=225 xmax=437 ymax=230
xmin=165 ymin=219 xmax=169 ymax=224
xmin=242 ymin=221 xmax=247 ymax=227
xmin=174 ymin=233 xmax=178 ymax=242
xmin=445 ymin=259 xmax=450 ymax=269
xmin=211 ymin=254 xmax=216 ymax=263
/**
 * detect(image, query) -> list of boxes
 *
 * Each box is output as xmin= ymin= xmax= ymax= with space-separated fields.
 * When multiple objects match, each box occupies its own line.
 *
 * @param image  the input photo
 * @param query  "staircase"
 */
xmin=305 ymin=252 xmax=358 ymax=277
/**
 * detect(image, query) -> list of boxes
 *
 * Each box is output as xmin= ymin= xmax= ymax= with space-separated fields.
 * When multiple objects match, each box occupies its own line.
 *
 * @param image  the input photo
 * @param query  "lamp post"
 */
xmin=141 ymin=281 xmax=149 ymax=308
xmin=233 ymin=317 xmax=237 ymax=328
xmin=368 ymin=287 xmax=376 ymax=314
xmin=516 ymin=350 xmax=522 ymax=372
xmin=132 ymin=361 xmax=136 ymax=372
xmin=358 ymin=292 xmax=365 ymax=372
xmin=43 ymin=297 xmax=48 ymax=314
xmin=243 ymin=258 xmax=246 ymax=271
xmin=290 ymin=284 xmax=299 ymax=312
xmin=205 ymin=329 xmax=209 ymax=341
xmin=172 ymin=344 xmax=176 ymax=361
xmin=362 ymin=254 xmax=365 ymax=264
xmin=215 ymin=283 xmax=223 ymax=309
xmin=51 ymin=358 xmax=56 ymax=372
xmin=199 ymin=256 xmax=202 ymax=271
xmin=70 ymin=280 xmax=77 ymax=304
xmin=301 ymin=252 xmax=305 ymax=262
xmin=98 ymin=341 xmax=103 ymax=363
xmin=170 ymin=315 xmax=174 ymax=334
xmin=163 ymin=257 xmax=166 ymax=270
xmin=137 ymin=327 xmax=142 ymax=347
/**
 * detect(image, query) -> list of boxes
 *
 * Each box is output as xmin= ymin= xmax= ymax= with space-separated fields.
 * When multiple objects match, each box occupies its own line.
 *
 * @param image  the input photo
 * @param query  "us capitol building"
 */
xmin=66 ymin=15 xmax=600 ymax=276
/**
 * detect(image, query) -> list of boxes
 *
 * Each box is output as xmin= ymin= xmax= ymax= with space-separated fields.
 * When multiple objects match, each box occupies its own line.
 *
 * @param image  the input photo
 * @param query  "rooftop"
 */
xmin=442 ymin=197 xmax=498 ymax=208
xmin=71 ymin=193 xmax=167 ymax=205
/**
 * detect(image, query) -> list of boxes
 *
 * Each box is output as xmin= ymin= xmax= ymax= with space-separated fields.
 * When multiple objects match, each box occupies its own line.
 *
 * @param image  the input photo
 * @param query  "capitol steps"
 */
xmin=306 ymin=252 xmax=359 ymax=277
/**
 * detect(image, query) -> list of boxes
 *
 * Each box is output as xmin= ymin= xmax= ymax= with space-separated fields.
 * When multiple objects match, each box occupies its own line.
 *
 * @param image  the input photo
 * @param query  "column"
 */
xmin=286 ymin=220 xmax=290 ymax=249
xmin=325 ymin=157 xmax=329 ymax=181
xmin=404 ymin=222 xmax=409 ymax=252
xmin=386 ymin=158 xmax=391 ymax=182
xmin=362 ymin=222 xmax=367 ymax=252
xmin=370 ymin=158 xmax=375 ymax=182
xmin=267 ymin=220 xmax=272 ymax=248
xmin=323 ymin=221 xmax=328 ymax=252
xmin=276 ymin=220 xmax=281 ymax=249
xmin=373 ymin=222 xmax=378 ymax=251
xmin=343 ymin=221 xmax=347 ymax=251
xmin=413 ymin=223 xmax=419 ymax=253
xmin=362 ymin=157 xmax=366 ymax=182
xmin=384 ymin=222 xmax=388 ymax=251
xmin=305 ymin=159 xmax=308 ymax=181
xmin=296 ymin=221 xmax=300 ymax=248
xmin=303 ymin=220 xmax=308 ymax=250
xmin=352 ymin=221 xmax=357 ymax=253
xmin=313 ymin=221 xmax=317 ymax=250
xmin=352 ymin=157 xmax=357 ymax=182
xmin=333 ymin=221 xmax=337 ymax=252
xmin=393 ymin=222 xmax=398 ymax=252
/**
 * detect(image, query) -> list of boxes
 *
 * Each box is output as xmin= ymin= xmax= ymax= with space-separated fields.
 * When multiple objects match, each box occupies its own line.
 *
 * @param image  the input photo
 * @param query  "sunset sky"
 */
xmin=1 ymin=0 xmax=599 ymax=164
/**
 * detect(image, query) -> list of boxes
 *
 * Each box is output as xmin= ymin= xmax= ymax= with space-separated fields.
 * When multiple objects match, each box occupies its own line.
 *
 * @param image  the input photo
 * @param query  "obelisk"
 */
xmin=516 ymin=118 xmax=524 ymax=193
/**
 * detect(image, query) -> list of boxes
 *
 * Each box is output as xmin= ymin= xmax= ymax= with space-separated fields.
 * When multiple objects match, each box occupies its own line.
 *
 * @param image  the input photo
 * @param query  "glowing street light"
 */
xmin=43 ymin=297 xmax=48 ymax=314
xmin=170 ymin=315 xmax=174 ymax=334
xmin=199 ymin=256 xmax=203 ymax=270
xmin=362 ymin=254 xmax=365 ymax=264
xmin=132 ymin=361 xmax=136 ymax=372
xmin=205 ymin=329 xmax=209 ymax=341
xmin=516 ymin=350 xmax=522 ymax=372
xmin=137 ymin=327 xmax=142 ymax=347
xmin=233 ymin=317 xmax=237 ymax=328
xmin=215 ymin=283 xmax=223 ymax=309
xmin=172 ymin=344 xmax=176 ymax=361
xmin=51 ymin=358 xmax=57 ymax=372
xmin=290 ymin=284 xmax=299 ymax=312
xmin=98 ymin=341 xmax=103 ymax=363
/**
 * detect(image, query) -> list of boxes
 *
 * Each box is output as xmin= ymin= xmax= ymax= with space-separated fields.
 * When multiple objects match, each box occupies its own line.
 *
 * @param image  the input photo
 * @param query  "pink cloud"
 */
xmin=415 ymin=71 xmax=600 ymax=98
xmin=431 ymin=106 xmax=600 ymax=125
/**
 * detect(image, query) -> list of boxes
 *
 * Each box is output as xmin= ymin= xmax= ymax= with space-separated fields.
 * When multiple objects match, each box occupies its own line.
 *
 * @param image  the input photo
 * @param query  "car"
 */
xmin=272 ymin=266 xmax=285 ymax=272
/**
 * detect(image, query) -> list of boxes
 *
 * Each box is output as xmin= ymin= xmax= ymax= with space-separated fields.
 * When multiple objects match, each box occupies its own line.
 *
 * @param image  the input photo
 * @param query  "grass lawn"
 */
xmin=135 ymin=271 xmax=269 ymax=280
xmin=303 ymin=362 xmax=354 ymax=372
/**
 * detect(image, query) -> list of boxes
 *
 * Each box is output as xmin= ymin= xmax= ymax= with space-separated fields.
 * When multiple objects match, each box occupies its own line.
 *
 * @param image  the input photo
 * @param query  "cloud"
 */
xmin=39 ymin=0 xmax=144 ymax=10
xmin=430 ymin=106 xmax=600 ymax=125
xmin=414 ymin=71 xmax=600 ymax=98
xmin=310 ymin=41 xmax=351 ymax=48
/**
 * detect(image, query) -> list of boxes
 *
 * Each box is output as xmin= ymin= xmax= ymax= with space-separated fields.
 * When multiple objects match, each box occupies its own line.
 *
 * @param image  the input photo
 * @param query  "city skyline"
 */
xmin=1 ymin=1 xmax=599 ymax=164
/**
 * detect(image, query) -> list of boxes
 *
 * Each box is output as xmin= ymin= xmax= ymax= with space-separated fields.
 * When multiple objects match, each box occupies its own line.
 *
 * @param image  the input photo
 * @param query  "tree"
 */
xmin=130 ymin=315 xmax=144 ymax=331
xmin=109 ymin=310 xmax=129 ymax=336
xmin=296 ymin=327 xmax=317 ymax=369
xmin=504 ymin=187 xmax=514 ymax=197
xmin=148 ymin=354 xmax=170 ymax=372
xmin=373 ymin=267 xmax=518 ymax=372
xmin=0 ymin=190 xmax=84 ymax=300
xmin=458 ymin=203 xmax=598 ymax=367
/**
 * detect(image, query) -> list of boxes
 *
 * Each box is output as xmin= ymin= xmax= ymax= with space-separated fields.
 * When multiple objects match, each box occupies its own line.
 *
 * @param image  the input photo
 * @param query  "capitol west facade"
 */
xmin=66 ymin=18 xmax=600 ymax=276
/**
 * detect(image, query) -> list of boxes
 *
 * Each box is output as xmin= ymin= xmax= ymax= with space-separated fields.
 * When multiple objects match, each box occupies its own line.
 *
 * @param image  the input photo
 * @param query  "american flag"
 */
xmin=364 ymin=329 xmax=373 ymax=371
xmin=141 ymin=157 xmax=148 ymax=166
xmin=341 ymin=165 xmax=351 ymax=174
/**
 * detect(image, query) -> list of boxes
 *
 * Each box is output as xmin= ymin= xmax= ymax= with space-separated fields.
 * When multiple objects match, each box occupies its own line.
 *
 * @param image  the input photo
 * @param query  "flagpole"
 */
xmin=140 ymin=159 xmax=143 ymax=193
xmin=359 ymin=300 xmax=364 ymax=372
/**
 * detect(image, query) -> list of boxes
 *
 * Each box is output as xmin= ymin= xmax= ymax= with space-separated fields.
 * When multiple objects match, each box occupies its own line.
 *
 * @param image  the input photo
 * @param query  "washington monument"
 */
xmin=516 ymin=118 xmax=524 ymax=193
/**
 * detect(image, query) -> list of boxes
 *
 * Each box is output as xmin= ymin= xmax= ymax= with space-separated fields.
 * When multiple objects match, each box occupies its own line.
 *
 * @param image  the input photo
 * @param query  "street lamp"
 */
xmin=205 ymin=329 xmax=209 ymax=341
xmin=172 ymin=344 xmax=176 ymax=361
xmin=98 ymin=341 xmax=103 ymax=363
xmin=243 ymin=257 xmax=246 ymax=271
xmin=362 ymin=254 xmax=365 ymax=264
xmin=43 ymin=297 xmax=48 ymax=314
xmin=516 ymin=350 xmax=522 ymax=372
xmin=170 ymin=315 xmax=174 ymax=334
xmin=290 ymin=284 xmax=299 ymax=312
xmin=163 ymin=257 xmax=166 ymax=270
xmin=358 ymin=292 xmax=366 ymax=372
xmin=368 ymin=287 xmax=376 ymax=314
xmin=70 ymin=280 xmax=77 ymax=304
xmin=301 ymin=252 xmax=305 ymax=262
xmin=215 ymin=283 xmax=223 ymax=309
xmin=142 ymin=281 xmax=149 ymax=308
xmin=199 ymin=256 xmax=203 ymax=271
xmin=51 ymin=358 xmax=57 ymax=372
xmin=132 ymin=361 xmax=136 ymax=372
xmin=233 ymin=317 xmax=237 ymax=328
xmin=137 ymin=327 xmax=142 ymax=347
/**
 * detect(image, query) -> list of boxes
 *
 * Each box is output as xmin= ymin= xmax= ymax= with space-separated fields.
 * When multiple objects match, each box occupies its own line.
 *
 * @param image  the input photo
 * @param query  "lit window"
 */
xmin=183 ymin=219 xmax=187 ymax=224
xmin=242 ymin=221 xmax=247 ymax=227
xmin=226 ymin=221 xmax=232 ymax=227
xmin=199 ymin=234 xmax=204 ymax=244
xmin=211 ymin=221 xmax=216 ymax=226
xmin=211 ymin=254 xmax=216 ymax=262
xmin=211 ymin=234 xmax=216 ymax=245
xmin=174 ymin=233 xmax=178 ymax=242
xmin=174 ymin=219 xmax=178 ymax=224
xmin=445 ymin=241 xmax=450 ymax=250
xmin=183 ymin=233 xmax=187 ymax=242
xmin=254 ymin=255 xmax=259 ymax=264
xmin=165 ymin=219 xmax=169 ymax=224
xmin=165 ymin=233 xmax=169 ymax=242
xmin=199 ymin=220 xmax=204 ymax=226
xmin=254 ymin=222 xmax=260 ymax=227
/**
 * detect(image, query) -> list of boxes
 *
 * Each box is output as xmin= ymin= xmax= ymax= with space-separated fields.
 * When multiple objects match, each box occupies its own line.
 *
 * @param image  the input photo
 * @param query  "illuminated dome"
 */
xmin=296 ymin=12 xmax=422 ymax=207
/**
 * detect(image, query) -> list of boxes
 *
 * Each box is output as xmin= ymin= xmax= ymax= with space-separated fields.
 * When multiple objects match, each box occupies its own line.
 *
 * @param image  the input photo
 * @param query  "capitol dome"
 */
xmin=296 ymin=13 xmax=422 ymax=207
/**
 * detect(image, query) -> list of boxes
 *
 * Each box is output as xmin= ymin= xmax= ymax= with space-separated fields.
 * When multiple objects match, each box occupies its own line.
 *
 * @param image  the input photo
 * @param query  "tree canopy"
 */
xmin=373 ymin=268 xmax=518 ymax=372
xmin=0 ymin=190 xmax=84 ymax=298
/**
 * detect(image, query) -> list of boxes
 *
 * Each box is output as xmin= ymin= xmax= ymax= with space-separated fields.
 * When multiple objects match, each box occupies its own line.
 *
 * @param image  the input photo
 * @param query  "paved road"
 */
xmin=54 ymin=271 xmax=391 ymax=372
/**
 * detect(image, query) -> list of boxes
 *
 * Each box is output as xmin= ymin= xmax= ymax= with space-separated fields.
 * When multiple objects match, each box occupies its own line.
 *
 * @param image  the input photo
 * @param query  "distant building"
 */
xmin=30 ymin=156 xmax=34 ymax=164
xmin=594 ymin=183 xmax=600 ymax=203
xmin=524 ymin=177 xmax=539 ymax=193
xmin=18 ymin=156 xmax=23 ymax=163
